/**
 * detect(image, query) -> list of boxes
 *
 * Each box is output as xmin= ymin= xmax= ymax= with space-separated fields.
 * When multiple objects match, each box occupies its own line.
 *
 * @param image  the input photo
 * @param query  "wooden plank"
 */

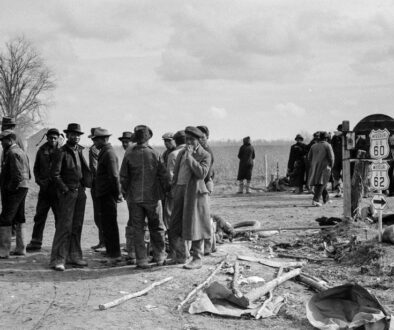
xmin=342 ymin=120 xmax=352 ymax=218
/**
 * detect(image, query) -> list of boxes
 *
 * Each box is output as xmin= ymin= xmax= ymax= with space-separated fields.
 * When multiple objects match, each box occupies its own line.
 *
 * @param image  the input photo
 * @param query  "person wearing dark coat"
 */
xmin=120 ymin=125 xmax=169 ymax=269
xmin=305 ymin=131 xmax=320 ymax=192
xmin=308 ymin=132 xmax=335 ymax=206
xmin=168 ymin=126 xmax=211 ymax=269
xmin=119 ymin=131 xmax=135 ymax=151
xmin=287 ymin=134 xmax=308 ymax=194
xmin=26 ymin=128 xmax=61 ymax=252
xmin=331 ymin=124 xmax=343 ymax=197
xmin=92 ymin=128 xmax=123 ymax=264
xmin=50 ymin=123 xmax=92 ymax=271
xmin=0 ymin=130 xmax=30 ymax=258
xmin=237 ymin=136 xmax=255 ymax=194
xmin=88 ymin=127 xmax=104 ymax=250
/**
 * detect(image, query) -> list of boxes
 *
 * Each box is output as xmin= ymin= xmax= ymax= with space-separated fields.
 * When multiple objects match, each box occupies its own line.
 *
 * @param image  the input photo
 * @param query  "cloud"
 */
xmin=210 ymin=106 xmax=227 ymax=119
xmin=275 ymin=103 xmax=306 ymax=117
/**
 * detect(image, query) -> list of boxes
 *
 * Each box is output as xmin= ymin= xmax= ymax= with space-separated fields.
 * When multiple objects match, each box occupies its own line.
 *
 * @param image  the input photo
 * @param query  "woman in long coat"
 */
xmin=169 ymin=126 xmax=211 ymax=269
xmin=237 ymin=136 xmax=255 ymax=194
xmin=308 ymin=132 xmax=335 ymax=206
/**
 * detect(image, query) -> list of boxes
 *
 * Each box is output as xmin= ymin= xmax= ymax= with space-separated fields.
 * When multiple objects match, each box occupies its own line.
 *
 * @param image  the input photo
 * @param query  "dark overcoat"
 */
xmin=95 ymin=143 xmax=121 ymax=198
xmin=172 ymin=146 xmax=211 ymax=241
xmin=308 ymin=141 xmax=335 ymax=186
xmin=237 ymin=141 xmax=255 ymax=181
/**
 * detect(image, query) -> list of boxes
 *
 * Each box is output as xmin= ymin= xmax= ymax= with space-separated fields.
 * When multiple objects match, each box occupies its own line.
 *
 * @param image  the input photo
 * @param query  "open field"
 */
xmin=0 ymin=182 xmax=393 ymax=329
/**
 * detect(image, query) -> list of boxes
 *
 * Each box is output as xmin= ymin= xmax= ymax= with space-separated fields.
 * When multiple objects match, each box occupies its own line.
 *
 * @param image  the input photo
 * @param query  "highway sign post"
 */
xmin=369 ymin=129 xmax=390 ymax=242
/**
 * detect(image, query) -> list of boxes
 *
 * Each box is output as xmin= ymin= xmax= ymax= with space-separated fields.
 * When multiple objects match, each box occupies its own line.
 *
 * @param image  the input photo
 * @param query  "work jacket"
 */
xmin=120 ymin=143 xmax=169 ymax=203
xmin=95 ymin=143 xmax=121 ymax=198
xmin=33 ymin=142 xmax=59 ymax=190
xmin=51 ymin=142 xmax=92 ymax=192
xmin=0 ymin=144 xmax=30 ymax=191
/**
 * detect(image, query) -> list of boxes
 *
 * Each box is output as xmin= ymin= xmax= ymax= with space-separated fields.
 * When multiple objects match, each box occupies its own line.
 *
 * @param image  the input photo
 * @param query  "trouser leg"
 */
xmin=14 ymin=223 xmax=25 ymax=255
xmin=91 ymin=186 xmax=104 ymax=245
xmin=237 ymin=181 xmax=244 ymax=193
xmin=313 ymin=185 xmax=324 ymax=203
xmin=145 ymin=202 xmax=166 ymax=263
xmin=168 ymin=185 xmax=186 ymax=261
xmin=68 ymin=188 xmax=86 ymax=262
xmin=99 ymin=195 xmax=120 ymax=258
xmin=322 ymin=184 xmax=329 ymax=203
xmin=50 ymin=190 xmax=78 ymax=267
xmin=130 ymin=202 xmax=148 ymax=266
xmin=245 ymin=180 xmax=251 ymax=193
xmin=0 ymin=226 xmax=12 ymax=258
xmin=30 ymin=190 xmax=51 ymax=246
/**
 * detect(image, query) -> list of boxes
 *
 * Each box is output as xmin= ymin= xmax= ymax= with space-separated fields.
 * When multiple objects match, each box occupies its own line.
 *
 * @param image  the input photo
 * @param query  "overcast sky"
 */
xmin=1 ymin=0 xmax=394 ymax=144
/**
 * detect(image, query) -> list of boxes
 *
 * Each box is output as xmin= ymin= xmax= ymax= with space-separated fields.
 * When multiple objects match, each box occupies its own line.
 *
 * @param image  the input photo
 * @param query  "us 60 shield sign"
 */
xmin=369 ymin=129 xmax=390 ymax=159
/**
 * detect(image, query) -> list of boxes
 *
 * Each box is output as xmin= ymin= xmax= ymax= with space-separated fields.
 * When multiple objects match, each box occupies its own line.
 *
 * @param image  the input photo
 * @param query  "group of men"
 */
xmin=287 ymin=126 xmax=341 ymax=206
xmin=0 ymin=118 xmax=215 ymax=271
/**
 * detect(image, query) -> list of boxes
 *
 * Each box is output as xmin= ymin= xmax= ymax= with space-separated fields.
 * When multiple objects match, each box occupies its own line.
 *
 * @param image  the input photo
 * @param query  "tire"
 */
xmin=233 ymin=220 xmax=261 ymax=233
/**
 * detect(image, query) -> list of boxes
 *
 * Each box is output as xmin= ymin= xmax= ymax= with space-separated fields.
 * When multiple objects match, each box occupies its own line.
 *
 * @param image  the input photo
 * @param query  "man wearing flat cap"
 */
xmin=50 ymin=123 xmax=92 ymax=271
xmin=92 ymin=128 xmax=123 ymax=264
xmin=169 ymin=126 xmax=211 ymax=269
xmin=308 ymin=131 xmax=335 ymax=206
xmin=26 ymin=128 xmax=61 ymax=252
xmin=0 ymin=130 xmax=30 ymax=258
xmin=119 ymin=131 xmax=135 ymax=151
xmin=120 ymin=125 xmax=169 ymax=268
xmin=88 ymin=127 xmax=104 ymax=250
xmin=287 ymin=134 xmax=308 ymax=194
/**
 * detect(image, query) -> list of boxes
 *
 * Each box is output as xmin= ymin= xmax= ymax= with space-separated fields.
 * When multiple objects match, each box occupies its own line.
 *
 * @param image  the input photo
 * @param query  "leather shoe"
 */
xmin=91 ymin=243 xmax=105 ymax=250
xmin=137 ymin=263 xmax=151 ymax=269
xmin=54 ymin=264 xmax=65 ymax=271
xmin=26 ymin=243 xmax=41 ymax=252
xmin=183 ymin=259 xmax=202 ymax=269
xmin=70 ymin=259 xmax=88 ymax=267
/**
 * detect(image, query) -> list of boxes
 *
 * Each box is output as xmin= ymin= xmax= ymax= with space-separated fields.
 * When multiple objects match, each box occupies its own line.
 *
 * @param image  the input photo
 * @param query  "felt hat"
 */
xmin=88 ymin=127 xmax=99 ymax=138
xmin=118 ymin=131 xmax=134 ymax=141
xmin=337 ymin=124 xmax=343 ymax=131
xmin=162 ymin=132 xmax=174 ymax=140
xmin=64 ymin=123 xmax=84 ymax=135
xmin=173 ymin=130 xmax=186 ymax=140
xmin=295 ymin=134 xmax=304 ymax=141
xmin=46 ymin=128 xmax=60 ymax=136
xmin=185 ymin=126 xmax=203 ymax=139
xmin=196 ymin=125 xmax=209 ymax=137
xmin=91 ymin=127 xmax=111 ymax=138
xmin=0 ymin=129 xmax=16 ymax=140
xmin=134 ymin=125 xmax=153 ymax=138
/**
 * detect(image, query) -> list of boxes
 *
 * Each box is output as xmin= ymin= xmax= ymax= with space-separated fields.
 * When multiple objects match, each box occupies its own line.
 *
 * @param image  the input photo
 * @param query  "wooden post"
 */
xmin=342 ymin=120 xmax=352 ymax=218
xmin=265 ymin=155 xmax=268 ymax=187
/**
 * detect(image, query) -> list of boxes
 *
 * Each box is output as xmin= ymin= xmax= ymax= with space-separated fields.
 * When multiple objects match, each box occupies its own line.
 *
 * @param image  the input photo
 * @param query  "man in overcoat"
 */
xmin=120 ymin=125 xmax=169 ymax=268
xmin=237 ymin=136 xmax=255 ymax=194
xmin=308 ymin=132 xmax=335 ymax=206
xmin=93 ymin=128 xmax=122 ymax=264
xmin=287 ymin=134 xmax=308 ymax=194
xmin=0 ymin=130 xmax=30 ymax=258
xmin=50 ymin=123 xmax=91 ymax=271
xmin=169 ymin=126 xmax=211 ymax=269
xmin=26 ymin=128 xmax=60 ymax=252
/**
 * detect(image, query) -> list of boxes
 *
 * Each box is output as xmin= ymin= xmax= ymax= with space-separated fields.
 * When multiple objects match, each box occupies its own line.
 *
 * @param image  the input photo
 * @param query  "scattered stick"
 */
xmin=99 ymin=277 xmax=173 ymax=310
xmin=176 ymin=255 xmax=229 ymax=311
xmin=231 ymin=261 xmax=243 ymax=298
xmin=238 ymin=255 xmax=306 ymax=268
xmin=277 ymin=253 xmax=332 ymax=262
xmin=234 ymin=225 xmax=336 ymax=234
xmin=276 ymin=266 xmax=284 ymax=278
xmin=296 ymin=273 xmax=330 ymax=292
xmin=245 ymin=268 xmax=302 ymax=303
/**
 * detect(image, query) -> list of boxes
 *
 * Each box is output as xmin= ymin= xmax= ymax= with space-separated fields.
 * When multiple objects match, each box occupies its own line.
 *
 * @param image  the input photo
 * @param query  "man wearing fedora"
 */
xmin=169 ymin=126 xmax=211 ymax=269
xmin=92 ymin=128 xmax=123 ymax=264
xmin=1 ymin=117 xmax=25 ymax=151
xmin=88 ymin=127 xmax=104 ymax=251
xmin=26 ymin=128 xmax=61 ymax=252
xmin=120 ymin=125 xmax=169 ymax=268
xmin=287 ymin=134 xmax=308 ymax=194
xmin=0 ymin=130 xmax=30 ymax=258
xmin=119 ymin=131 xmax=135 ymax=151
xmin=50 ymin=123 xmax=92 ymax=271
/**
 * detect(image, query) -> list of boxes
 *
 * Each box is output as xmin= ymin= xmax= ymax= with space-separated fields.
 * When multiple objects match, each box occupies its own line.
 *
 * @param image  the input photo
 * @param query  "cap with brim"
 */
xmin=46 ymin=128 xmax=60 ymax=136
xmin=173 ymin=130 xmax=186 ymax=140
xmin=134 ymin=125 xmax=153 ymax=137
xmin=162 ymin=132 xmax=174 ymax=140
xmin=185 ymin=126 xmax=203 ymax=139
xmin=88 ymin=127 xmax=99 ymax=138
xmin=0 ymin=129 xmax=16 ymax=140
xmin=91 ymin=127 xmax=111 ymax=138
xmin=64 ymin=123 xmax=84 ymax=135
xmin=196 ymin=125 xmax=209 ymax=137
xmin=118 ymin=131 xmax=134 ymax=141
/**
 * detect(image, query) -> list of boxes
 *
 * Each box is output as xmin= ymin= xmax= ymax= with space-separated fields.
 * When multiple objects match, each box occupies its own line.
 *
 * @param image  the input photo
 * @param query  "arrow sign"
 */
xmin=371 ymin=195 xmax=387 ymax=210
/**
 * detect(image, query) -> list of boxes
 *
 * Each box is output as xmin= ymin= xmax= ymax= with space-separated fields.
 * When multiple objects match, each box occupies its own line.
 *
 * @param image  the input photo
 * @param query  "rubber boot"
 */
xmin=125 ymin=226 xmax=136 ymax=264
xmin=245 ymin=180 xmax=251 ymax=194
xmin=237 ymin=181 xmax=244 ymax=194
xmin=12 ymin=223 xmax=25 ymax=255
xmin=0 ymin=226 xmax=12 ymax=258
xmin=184 ymin=240 xmax=203 ymax=269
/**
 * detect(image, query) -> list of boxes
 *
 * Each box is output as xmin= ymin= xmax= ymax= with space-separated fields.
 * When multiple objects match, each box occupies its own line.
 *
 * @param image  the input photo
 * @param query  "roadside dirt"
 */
xmin=0 ymin=186 xmax=393 ymax=330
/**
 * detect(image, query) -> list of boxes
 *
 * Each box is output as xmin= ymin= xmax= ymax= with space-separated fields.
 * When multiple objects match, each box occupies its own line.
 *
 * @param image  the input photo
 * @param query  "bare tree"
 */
xmin=0 ymin=37 xmax=55 ymax=135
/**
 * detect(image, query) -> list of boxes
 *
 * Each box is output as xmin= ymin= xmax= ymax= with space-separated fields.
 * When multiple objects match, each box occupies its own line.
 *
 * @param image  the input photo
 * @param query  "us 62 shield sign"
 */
xmin=369 ymin=129 xmax=390 ymax=159
xmin=370 ymin=161 xmax=390 ymax=190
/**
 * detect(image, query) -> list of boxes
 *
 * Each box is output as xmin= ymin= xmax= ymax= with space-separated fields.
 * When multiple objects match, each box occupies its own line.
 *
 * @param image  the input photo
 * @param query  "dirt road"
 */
xmin=0 ymin=188 xmax=392 ymax=329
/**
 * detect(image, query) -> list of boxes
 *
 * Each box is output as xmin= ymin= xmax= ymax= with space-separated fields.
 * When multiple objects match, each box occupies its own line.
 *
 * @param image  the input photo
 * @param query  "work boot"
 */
xmin=26 ymin=240 xmax=41 ymax=252
xmin=11 ymin=223 xmax=25 ymax=256
xmin=0 ymin=226 xmax=12 ymax=258
xmin=237 ymin=181 xmax=244 ymax=194
xmin=245 ymin=181 xmax=251 ymax=194
xmin=184 ymin=240 xmax=203 ymax=270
